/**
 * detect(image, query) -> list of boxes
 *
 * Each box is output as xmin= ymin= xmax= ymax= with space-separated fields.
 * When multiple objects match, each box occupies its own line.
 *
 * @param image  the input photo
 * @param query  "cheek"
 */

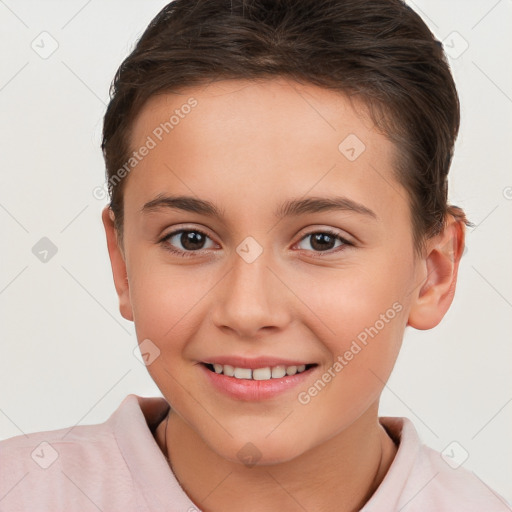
xmin=295 ymin=253 xmax=409 ymax=344
xmin=128 ymin=267 xmax=204 ymax=402
xmin=292 ymin=255 xmax=410 ymax=413
xmin=128 ymin=263 xmax=196 ymax=347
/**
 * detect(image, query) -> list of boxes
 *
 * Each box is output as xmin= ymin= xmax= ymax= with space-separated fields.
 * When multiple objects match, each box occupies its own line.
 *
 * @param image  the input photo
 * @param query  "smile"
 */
xmin=200 ymin=360 xmax=319 ymax=401
xmin=203 ymin=363 xmax=315 ymax=381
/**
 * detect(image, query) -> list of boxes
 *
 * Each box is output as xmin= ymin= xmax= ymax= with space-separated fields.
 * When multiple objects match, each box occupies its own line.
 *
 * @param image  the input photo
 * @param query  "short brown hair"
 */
xmin=101 ymin=0 xmax=471 ymax=253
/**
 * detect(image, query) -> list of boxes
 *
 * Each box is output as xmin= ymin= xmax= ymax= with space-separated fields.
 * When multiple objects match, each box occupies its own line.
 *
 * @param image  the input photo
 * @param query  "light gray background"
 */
xmin=1 ymin=0 xmax=511 ymax=506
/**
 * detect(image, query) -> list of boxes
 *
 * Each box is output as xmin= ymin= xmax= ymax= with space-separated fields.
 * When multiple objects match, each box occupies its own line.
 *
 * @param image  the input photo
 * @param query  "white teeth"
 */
xmin=271 ymin=365 xmax=286 ymax=379
xmin=209 ymin=363 xmax=310 ymax=380
xmin=286 ymin=365 xmax=297 ymax=376
xmin=253 ymin=367 xmax=272 ymax=380
xmin=234 ymin=367 xmax=252 ymax=379
xmin=223 ymin=364 xmax=235 ymax=377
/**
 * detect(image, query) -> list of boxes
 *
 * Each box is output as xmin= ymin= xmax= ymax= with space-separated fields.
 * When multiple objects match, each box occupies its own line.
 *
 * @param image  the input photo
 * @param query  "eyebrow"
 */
xmin=141 ymin=194 xmax=377 ymax=220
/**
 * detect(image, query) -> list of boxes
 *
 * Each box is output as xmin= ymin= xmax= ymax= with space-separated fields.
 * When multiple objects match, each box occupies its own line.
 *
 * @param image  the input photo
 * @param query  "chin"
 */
xmin=215 ymin=435 xmax=312 ymax=467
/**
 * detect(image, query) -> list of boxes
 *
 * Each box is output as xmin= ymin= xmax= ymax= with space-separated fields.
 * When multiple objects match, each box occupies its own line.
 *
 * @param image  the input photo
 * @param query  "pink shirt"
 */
xmin=0 ymin=394 xmax=509 ymax=511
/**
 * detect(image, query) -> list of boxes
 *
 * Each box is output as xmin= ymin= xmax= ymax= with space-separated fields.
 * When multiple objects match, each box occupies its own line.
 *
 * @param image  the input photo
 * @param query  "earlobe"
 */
xmin=407 ymin=217 xmax=465 ymax=330
xmin=101 ymin=206 xmax=134 ymax=322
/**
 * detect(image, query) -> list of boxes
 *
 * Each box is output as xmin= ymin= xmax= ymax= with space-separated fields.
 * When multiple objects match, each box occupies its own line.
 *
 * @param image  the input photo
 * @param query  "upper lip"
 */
xmin=202 ymin=356 xmax=316 ymax=369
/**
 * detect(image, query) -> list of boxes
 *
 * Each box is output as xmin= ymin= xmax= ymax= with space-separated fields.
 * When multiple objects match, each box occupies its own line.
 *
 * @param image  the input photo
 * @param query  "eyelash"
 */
xmin=159 ymin=228 xmax=353 ymax=258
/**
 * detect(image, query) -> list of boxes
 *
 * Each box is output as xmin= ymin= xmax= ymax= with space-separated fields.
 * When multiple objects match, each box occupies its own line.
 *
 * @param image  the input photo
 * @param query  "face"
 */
xmin=103 ymin=78 xmax=456 ymax=464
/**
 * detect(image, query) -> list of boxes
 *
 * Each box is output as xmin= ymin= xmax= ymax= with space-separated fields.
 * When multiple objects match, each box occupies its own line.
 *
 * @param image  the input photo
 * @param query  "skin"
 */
xmin=102 ymin=78 xmax=465 ymax=512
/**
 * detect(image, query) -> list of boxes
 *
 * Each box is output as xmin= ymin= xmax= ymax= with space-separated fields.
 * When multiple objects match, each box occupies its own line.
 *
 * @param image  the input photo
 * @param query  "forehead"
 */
xmin=125 ymin=78 xmax=408 ymax=228
xmin=132 ymin=77 xmax=380 ymax=147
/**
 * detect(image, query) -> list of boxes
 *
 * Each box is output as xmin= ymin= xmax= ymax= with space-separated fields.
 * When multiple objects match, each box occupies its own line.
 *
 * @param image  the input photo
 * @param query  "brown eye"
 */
xmin=161 ymin=229 xmax=216 ymax=256
xmin=296 ymin=230 xmax=352 ymax=254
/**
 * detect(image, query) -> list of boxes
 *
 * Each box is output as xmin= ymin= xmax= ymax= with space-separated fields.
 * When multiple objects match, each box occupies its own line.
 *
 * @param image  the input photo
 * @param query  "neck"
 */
xmin=155 ymin=403 xmax=397 ymax=512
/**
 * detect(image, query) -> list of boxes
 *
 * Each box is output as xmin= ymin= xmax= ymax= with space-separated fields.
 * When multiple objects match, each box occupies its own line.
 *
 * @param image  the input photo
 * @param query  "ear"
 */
xmin=407 ymin=215 xmax=466 ymax=330
xmin=101 ymin=206 xmax=134 ymax=322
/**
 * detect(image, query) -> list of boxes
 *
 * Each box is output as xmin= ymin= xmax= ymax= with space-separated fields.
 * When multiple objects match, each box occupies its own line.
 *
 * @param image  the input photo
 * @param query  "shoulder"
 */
xmin=0 ymin=394 xmax=168 ymax=512
xmin=0 ymin=407 xmax=120 ymax=472
xmin=363 ymin=417 xmax=511 ymax=512
xmin=412 ymin=441 xmax=510 ymax=511
xmin=0 ymin=414 xmax=130 ymax=511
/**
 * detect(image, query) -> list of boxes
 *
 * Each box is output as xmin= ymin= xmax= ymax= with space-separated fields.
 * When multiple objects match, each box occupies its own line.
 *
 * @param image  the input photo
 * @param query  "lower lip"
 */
xmin=200 ymin=364 xmax=316 ymax=401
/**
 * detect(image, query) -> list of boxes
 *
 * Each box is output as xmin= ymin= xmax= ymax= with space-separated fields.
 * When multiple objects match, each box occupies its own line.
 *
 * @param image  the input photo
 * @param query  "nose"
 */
xmin=211 ymin=248 xmax=292 ymax=339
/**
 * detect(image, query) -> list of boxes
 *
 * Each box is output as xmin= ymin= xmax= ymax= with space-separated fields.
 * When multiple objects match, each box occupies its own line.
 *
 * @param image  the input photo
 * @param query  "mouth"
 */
xmin=202 ymin=362 xmax=317 ymax=381
xmin=199 ymin=360 xmax=319 ymax=401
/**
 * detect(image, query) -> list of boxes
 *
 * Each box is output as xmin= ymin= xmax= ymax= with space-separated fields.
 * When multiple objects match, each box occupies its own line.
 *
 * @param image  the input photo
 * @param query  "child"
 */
xmin=1 ymin=0 xmax=509 ymax=510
